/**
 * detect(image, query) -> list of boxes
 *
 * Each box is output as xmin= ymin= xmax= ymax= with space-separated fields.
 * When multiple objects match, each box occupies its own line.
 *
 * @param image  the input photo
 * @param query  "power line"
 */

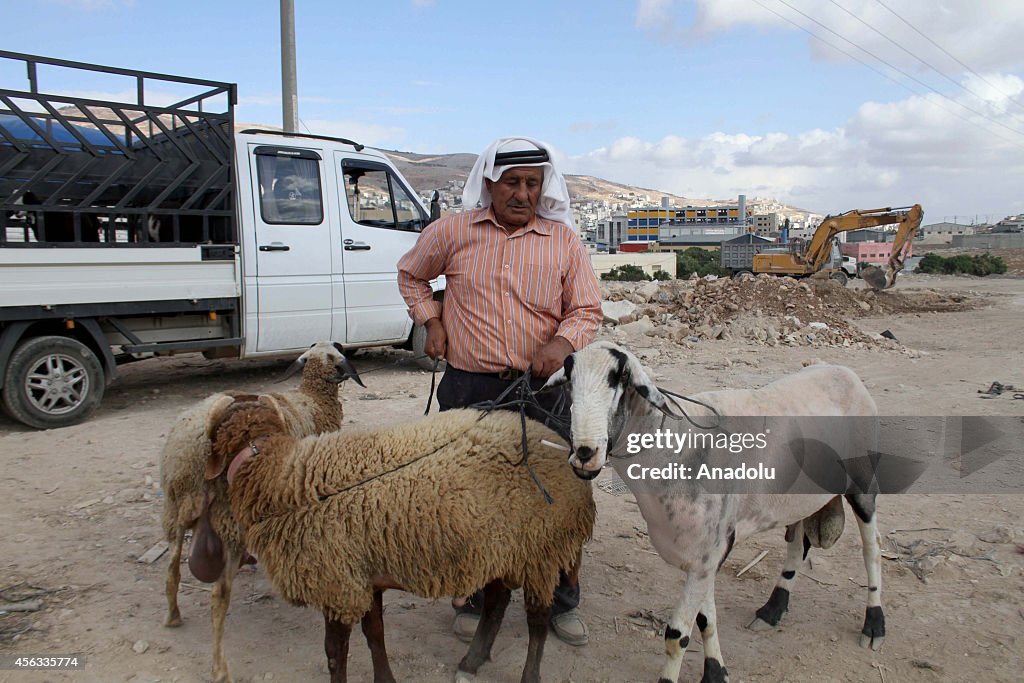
xmin=827 ymin=0 xmax=1024 ymax=126
xmin=873 ymin=0 xmax=1024 ymax=115
xmin=755 ymin=0 xmax=1024 ymax=146
xmin=774 ymin=0 xmax=1024 ymax=139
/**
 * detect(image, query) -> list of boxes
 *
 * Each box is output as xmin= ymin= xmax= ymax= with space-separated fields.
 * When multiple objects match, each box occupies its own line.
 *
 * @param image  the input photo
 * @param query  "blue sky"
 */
xmin=4 ymin=0 xmax=1024 ymax=222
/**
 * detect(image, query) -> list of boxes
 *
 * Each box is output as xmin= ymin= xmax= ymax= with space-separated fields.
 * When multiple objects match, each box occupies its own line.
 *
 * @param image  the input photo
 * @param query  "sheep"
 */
xmin=203 ymin=395 xmax=596 ymax=683
xmin=15 ymin=190 xmax=101 ymax=242
xmin=159 ymin=341 xmax=362 ymax=683
xmin=544 ymin=341 xmax=885 ymax=683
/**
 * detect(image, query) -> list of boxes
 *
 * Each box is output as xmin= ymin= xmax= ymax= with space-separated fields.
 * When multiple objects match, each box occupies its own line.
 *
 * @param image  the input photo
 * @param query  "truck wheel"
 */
xmin=830 ymin=271 xmax=849 ymax=287
xmin=2 ymin=335 xmax=105 ymax=429
xmin=409 ymin=323 xmax=444 ymax=371
xmin=733 ymin=270 xmax=754 ymax=280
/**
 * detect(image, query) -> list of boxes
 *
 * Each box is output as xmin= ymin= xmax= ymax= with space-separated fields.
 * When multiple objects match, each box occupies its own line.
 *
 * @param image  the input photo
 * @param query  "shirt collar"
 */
xmin=471 ymin=206 xmax=553 ymax=236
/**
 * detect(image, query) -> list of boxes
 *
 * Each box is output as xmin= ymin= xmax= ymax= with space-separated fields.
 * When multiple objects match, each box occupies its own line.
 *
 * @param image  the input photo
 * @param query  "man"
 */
xmin=397 ymin=137 xmax=602 ymax=646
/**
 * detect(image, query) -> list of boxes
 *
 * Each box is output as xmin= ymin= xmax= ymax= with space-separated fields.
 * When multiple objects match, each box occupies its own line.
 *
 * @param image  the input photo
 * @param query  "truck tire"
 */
xmin=410 ymin=323 xmax=445 ymax=371
xmin=732 ymin=270 xmax=754 ymax=280
xmin=2 ymin=335 xmax=105 ymax=429
xmin=830 ymin=271 xmax=849 ymax=287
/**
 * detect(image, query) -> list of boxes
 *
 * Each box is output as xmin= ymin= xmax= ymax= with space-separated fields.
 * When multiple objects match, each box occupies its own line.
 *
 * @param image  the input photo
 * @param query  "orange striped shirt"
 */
xmin=397 ymin=207 xmax=602 ymax=374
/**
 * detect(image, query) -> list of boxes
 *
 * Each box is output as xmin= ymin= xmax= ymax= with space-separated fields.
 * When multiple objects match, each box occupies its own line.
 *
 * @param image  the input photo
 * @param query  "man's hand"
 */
xmin=424 ymin=317 xmax=447 ymax=360
xmin=531 ymin=336 xmax=574 ymax=379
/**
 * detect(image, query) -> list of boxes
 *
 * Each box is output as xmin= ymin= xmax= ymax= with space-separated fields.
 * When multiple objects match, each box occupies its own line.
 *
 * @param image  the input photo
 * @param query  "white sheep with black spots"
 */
xmin=544 ymin=341 xmax=886 ymax=683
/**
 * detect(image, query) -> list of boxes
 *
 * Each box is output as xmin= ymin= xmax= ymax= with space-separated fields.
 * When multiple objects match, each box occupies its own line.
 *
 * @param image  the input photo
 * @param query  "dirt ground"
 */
xmin=1 ymin=271 xmax=1022 ymax=683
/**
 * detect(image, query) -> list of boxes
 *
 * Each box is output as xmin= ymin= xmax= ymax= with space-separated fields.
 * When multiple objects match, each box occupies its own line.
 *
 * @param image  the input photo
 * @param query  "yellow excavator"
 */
xmin=752 ymin=204 xmax=924 ymax=290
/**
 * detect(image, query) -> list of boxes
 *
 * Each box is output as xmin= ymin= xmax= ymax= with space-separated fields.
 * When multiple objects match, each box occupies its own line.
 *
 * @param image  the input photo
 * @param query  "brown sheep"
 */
xmin=204 ymin=395 xmax=596 ymax=683
xmin=158 ymin=341 xmax=362 ymax=683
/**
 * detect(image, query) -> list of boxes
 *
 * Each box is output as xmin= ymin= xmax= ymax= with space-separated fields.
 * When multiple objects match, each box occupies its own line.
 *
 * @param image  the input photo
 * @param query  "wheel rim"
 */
xmin=24 ymin=352 xmax=90 ymax=416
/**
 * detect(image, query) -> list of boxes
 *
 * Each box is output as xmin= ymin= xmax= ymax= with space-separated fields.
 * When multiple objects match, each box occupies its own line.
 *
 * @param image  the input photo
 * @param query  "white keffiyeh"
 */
xmin=462 ymin=137 xmax=575 ymax=229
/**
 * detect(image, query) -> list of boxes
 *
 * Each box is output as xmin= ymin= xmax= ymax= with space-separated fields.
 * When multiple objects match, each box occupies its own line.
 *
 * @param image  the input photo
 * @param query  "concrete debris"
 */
xmin=600 ymin=277 xmax=973 ymax=350
xmin=601 ymin=300 xmax=638 ymax=324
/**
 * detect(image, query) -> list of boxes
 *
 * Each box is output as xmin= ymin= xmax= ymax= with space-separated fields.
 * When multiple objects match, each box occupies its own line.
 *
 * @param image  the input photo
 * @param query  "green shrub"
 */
xmin=601 ymin=264 xmax=652 ymax=281
xmin=676 ymin=247 xmax=731 ymax=278
xmin=916 ymin=252 xmax=1007 ymax=276
xmin=652 ymin=269 xmax=672 ymax=281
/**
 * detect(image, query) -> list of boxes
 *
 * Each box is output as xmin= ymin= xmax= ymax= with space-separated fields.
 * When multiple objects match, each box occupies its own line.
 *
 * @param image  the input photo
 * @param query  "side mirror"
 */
xmin=429 ymin=190 xmax=441 ymax=223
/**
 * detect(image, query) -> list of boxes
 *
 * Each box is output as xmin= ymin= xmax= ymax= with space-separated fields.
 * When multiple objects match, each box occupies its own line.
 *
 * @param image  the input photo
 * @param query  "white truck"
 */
xmin=0 ymin=51 xmax=438 ymax=429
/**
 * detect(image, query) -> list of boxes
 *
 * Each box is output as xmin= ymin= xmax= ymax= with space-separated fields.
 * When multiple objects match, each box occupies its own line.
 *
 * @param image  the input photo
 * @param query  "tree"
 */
xmin=676 ymin=247 xmax=730 ymax=278
xmin=601 ymin=264 xmax=652 ymax=281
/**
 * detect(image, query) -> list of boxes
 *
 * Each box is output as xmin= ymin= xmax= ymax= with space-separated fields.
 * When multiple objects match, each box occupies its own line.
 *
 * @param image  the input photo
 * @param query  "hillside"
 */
xmin=381 ymin=148 xmax=814 ymax=218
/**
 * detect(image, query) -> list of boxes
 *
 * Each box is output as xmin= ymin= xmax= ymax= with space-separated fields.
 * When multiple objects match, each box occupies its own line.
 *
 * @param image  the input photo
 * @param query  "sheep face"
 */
xmin=205 ymin=395 xmax=288 ymax=481
xmin=544 ymin=341 xmax=669 ymax=478
xmin=279 ymin=341 xmax=365 ymax=387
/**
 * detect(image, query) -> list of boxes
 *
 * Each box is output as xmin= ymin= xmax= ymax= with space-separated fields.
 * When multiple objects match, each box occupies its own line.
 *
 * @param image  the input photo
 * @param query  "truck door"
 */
xmin=249 ymin=145 xmax=334 ymax=351
xmin=334 ymin=156 xmax=427 ymax=344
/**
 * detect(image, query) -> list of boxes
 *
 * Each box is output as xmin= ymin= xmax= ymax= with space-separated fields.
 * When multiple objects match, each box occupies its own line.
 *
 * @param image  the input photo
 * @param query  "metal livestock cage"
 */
xmin=0 ymin=51 xmax=237 ymax=249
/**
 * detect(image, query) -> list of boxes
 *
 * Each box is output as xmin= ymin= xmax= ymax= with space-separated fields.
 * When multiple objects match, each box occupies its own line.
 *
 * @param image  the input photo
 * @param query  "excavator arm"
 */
xmin=805 ymin=204 xmax=924 ymax=289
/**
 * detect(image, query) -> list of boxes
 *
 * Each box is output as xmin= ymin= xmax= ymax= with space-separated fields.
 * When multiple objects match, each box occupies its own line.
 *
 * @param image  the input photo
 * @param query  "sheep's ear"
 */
xmin=337 ymin=354 xmax=366 ymax=388
xmin=205 ymin=395 xmax=237 ymax=440
xmin=258 ymin=394 xmax=287 ymax=423
xmin=204 ymin=395 xmax=238 ymax=480
xmin=623 ymin=351 xmax=669 ymax=410
xmin=276 ymin=355 xmax=307 ymax=383
xmin=544 ymin=367 xmax=568 ymax=388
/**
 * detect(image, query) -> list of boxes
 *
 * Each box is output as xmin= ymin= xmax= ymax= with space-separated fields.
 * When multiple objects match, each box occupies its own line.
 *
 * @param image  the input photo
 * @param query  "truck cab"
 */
xmin=235 ymin=130 xmax=429 ymax=355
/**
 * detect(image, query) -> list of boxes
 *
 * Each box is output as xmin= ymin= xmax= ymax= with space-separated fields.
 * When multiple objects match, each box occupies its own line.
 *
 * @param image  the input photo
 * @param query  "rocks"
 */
xmin=132 ymin=639 xmax=150 ymax=654
xmin=601 ymin=300 xmax=637 ymax=324
xmin=596 ymin=276 xmax=970 ymax=351
xmin=618 ymin=318 xmax=654 ymax=336
xmin=636 ymin=281 xmax=662 ymax=302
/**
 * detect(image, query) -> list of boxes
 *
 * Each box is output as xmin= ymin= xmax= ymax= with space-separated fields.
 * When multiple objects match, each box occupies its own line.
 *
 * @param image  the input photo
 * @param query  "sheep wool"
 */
xmin=214 ymin=405 xmax=596 ymax=625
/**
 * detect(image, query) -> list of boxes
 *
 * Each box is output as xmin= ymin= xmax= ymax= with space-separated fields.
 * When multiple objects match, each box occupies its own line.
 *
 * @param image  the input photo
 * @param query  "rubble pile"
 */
xmin=600 ymin=275 xmax=974 ymax=351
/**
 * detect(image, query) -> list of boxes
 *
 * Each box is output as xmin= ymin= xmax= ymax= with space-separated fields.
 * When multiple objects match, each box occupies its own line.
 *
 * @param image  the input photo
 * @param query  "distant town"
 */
xmin=417 ymin=175 xmax=1024 ymax=266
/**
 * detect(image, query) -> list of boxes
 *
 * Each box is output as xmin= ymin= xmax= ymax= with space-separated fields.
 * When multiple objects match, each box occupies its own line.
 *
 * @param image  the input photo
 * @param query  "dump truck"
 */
xmin=1 ymin=51 xmax=439 ymax=429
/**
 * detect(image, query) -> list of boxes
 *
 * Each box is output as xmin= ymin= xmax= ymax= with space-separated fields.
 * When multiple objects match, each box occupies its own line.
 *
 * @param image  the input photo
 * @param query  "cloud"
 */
xmin=639 ymin=1 xmax=1024 ymax=73
xmin=300 ymin=119 xmax=406 ymax=147
xmin=568 ymin=78 xmax=1024 ymax=218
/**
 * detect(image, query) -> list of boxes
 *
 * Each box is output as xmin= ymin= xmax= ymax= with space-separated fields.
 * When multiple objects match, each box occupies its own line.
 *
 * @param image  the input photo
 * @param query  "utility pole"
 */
xmin=280 ymin=0 xmax=298 ymax=133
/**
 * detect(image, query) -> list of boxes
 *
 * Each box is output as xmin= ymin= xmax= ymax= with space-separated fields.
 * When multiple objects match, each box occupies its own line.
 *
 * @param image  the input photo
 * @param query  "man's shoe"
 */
xmin=550 ymin=609 xmax=589 ymax=646
xmin=453 ymin=611 xmax=480 ymax=643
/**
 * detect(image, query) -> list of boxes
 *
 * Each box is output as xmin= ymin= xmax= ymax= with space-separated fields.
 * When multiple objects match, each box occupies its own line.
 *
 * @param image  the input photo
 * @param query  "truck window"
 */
xmin=255 ymin=154 xmax=324 ymax=225
xmin=342 ymin=161 xmax=425 ymax=232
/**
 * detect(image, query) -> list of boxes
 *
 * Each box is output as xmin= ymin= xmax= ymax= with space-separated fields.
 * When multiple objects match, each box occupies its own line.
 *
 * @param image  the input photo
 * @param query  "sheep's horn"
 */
xmin=339 ymin=355 xmax=365 ymax=388
xmin=276 ymin=357 xmax=307 ymax=383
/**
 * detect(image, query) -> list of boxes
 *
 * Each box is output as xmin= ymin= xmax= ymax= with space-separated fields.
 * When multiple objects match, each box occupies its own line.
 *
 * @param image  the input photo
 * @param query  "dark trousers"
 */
xmin=437 ymin=365 xmax=580 ymax=616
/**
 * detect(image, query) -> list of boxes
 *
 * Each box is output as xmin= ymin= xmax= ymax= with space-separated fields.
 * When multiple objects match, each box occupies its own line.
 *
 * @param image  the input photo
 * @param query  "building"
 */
xmin=750 ymin=213 xmax=780 ymax=236
xmin=590 ymin=252 xmax=676 ymax=278
xmin=994 ymin=215 xmax=1024 ymax=233
xmin=919 ymin=221 xmax=976 ymax=244
xmin=620 ymin=194 xmax=749 ymax=244
xmin=840 ymin=241 xmax=913 ymax=264
xmin=595 ymin=212 xmax=628 ymax=250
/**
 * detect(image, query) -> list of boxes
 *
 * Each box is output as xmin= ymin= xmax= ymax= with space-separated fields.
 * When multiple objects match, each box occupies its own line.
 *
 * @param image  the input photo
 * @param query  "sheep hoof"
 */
xmin=453 ymin=668 xmax=476 ymax=683
xmin=745 ymin=617 xmax=775 ymax=632
xmin=860 ymin=633 xmax=884 ymax=651
xmin=163 ymin=613 xmax=182 ymax=628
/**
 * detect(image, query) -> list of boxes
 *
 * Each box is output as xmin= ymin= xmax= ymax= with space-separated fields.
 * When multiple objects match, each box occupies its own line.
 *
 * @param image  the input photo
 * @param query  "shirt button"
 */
xmin=504 ymin=264 xmax=510 ymax=269
xmin=507 ymin=319 xmax=512 ymax=324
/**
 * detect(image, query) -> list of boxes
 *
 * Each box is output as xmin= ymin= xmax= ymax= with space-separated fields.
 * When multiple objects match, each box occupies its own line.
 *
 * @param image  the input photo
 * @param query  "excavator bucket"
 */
xmin=861 ymin=265 xmax=890 ymax=290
